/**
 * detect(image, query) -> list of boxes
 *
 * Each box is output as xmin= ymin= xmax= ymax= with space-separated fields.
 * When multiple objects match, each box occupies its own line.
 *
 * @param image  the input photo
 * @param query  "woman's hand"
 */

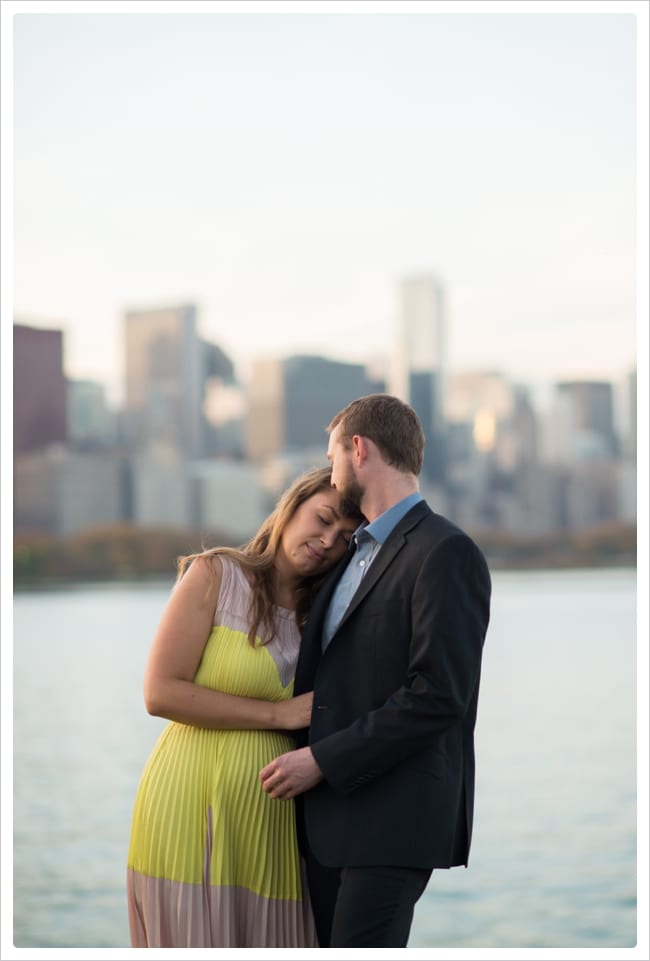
xmin=272 ymin=691 xmax=314 ymax=730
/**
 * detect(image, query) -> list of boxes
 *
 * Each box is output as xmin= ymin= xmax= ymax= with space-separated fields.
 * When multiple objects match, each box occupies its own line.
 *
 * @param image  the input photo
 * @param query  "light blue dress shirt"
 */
xmin=321 ymin=491 xmax=423 ymax=651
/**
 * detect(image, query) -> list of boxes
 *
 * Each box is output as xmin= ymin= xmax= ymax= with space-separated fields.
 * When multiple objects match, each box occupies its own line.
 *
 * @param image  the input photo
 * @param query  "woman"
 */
xmin=127 ymin=467 xmax=362 ymax=948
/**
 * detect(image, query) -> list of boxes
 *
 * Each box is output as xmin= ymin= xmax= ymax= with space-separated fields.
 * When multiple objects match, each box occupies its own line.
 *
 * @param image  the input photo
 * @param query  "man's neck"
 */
xmin=361 ymin=474 xmax=419 ymax=523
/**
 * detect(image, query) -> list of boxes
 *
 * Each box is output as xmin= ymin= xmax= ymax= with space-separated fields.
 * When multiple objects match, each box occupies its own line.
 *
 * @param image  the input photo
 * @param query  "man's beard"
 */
xmin=337 ymin=467 xmax=364 ymax=514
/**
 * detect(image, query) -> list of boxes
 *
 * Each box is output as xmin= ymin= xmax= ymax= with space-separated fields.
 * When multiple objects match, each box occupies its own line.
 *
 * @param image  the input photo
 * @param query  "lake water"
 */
xmin=10 ymin=568 xmax=640 ymax=951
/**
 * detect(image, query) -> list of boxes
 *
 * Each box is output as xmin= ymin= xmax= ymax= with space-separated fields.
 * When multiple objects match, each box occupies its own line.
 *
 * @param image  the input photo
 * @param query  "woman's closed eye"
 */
xmin=318 ymin=515 xmax=353 ymax=548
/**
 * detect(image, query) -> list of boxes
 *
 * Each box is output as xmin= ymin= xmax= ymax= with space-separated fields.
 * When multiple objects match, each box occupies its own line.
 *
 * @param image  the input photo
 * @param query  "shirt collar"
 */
xmin=356 ymin=491 xmax=423 ymax=546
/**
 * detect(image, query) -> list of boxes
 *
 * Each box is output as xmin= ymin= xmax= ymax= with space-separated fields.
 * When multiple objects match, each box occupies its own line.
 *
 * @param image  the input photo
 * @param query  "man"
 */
xmin=260 ymin=394 xmax=491 ymax=948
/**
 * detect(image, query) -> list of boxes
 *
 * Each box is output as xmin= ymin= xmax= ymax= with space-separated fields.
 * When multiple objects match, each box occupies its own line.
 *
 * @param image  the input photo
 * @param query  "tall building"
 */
xmin=199 ymin=341 xmax=239 ymax=455
xmin=551 ymin=381 xmax=618 ymax=462
xmin=123 ymin=304 xmax=237 ymax=458
xmin=246 ymin=359 xmax=286 ymax=462
xmin=616 ymin=368 xmax=637 ymax=459
xmin=66 ymin=378 xmax=115 ymax=447
xmin=627 ymin=369 xmax=637 ymax=458
xmin=246 ymin=354 xmax=384 ymax=462
xmin=189 ymin=460 xmax=266 ymax=542
xmin=445 ymin=371 xmax=543 ymax=532
xmin=391 ymin=275 xmax=446 ymax=485
xmin=123 ymin=304 xmax=203 ymax=457
xmin=129 ymin=444 xmax=192 ymax=529
xmin=13 ymin=323 xmax=67 ymax=453
xmin=14 ymin=446 xmax=125 ymax=535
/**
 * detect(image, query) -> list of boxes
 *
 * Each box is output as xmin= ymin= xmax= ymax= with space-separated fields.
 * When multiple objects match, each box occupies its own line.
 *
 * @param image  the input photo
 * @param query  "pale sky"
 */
xmin=4 ymin=1 xmax=648 ymax=405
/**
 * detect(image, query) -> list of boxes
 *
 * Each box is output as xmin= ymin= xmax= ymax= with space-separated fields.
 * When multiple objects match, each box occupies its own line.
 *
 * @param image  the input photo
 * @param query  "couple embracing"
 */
xmin=127 ymin=393 xmax=492 ymax=949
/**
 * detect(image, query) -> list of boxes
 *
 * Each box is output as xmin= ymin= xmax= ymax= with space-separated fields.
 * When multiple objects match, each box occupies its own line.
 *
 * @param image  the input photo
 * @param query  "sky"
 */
xmin=3 ymin=0 xmax=647 ymax=409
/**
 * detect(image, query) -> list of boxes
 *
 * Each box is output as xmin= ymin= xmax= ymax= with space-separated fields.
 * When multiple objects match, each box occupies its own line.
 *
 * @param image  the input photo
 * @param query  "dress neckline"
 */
xmin=276 ymin=605 xmax=296 ymax=618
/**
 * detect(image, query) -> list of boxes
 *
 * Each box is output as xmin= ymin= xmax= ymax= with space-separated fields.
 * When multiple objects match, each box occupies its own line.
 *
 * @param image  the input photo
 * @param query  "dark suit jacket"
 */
xmin=294 ymin=500 xmax=491 ymax=870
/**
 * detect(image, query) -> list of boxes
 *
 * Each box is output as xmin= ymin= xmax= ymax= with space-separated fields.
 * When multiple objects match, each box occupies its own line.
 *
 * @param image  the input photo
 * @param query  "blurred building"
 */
xmin=390 ymin=274 xmax=446 ymax=485
xmin=626 ymin=368 xmax=637 ymax=459
xmin=14 ymin=322 xmax=67 ymax=453
xmin=245 ymin=359 xmax=284 ymax=462
xmin=66 ymin=378 xmax=116 ymax=447
xmin=549 ymin=380 xmax=618 ymax=462
xmin=202 ymin=381 xmax=247 ymax=458
xmin=538 ymin=379 xmax=627 ymax=530
xmin=445 ymin=372 xmax=544 ymax=534
xmin=123 ymin=303 xmax=236 ymax=459
xmin=564 ymin=460 xmax=621 ymax=531
xmin=189 ymin=460 xmax=267 ymax=543
xmin=14 ymin=445 xmax=126 ymax=536
xmin=129 ymin=444 xmax=192 ymax=529
xmin=613 ymin=368 xmax=637 ymax=524
xmin=201 ymin=341 xmax=240 ymax=455
xmin=12 ymin=300 xmax=636 ymax=546
xmin=124 ymin=303 xmax=201 ymax=456
xmin=615 ymin=368 xmax=637 ymax=460
xmin=245 ymin=354 xmax=384 ymax=462
xmin=615 ymin=458 xmax=637 ymax=524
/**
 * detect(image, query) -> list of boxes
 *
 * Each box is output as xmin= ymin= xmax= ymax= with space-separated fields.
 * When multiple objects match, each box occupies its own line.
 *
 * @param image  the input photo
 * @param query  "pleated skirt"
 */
xmin=127 ymin=721 xmax=318 ymax=947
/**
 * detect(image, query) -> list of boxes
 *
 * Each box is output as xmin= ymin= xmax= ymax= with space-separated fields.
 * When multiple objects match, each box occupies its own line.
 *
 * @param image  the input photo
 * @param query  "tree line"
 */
xmin=13 ymin=521 xmax=636 ymax=588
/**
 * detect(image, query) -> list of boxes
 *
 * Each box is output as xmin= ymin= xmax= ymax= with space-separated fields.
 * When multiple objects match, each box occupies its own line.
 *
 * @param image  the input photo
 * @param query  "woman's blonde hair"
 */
xmin=176 ymin=466 xmax=362 ymax=646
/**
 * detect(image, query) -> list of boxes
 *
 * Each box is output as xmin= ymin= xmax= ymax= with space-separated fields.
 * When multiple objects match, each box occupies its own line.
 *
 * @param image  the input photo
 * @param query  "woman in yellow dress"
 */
xmin=127 ymin=467 xmax=362 ymax=947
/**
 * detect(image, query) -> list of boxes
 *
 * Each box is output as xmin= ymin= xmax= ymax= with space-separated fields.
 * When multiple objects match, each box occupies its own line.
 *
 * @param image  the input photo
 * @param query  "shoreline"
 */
xmin=12 ymin=558 xmax=637 ymax=593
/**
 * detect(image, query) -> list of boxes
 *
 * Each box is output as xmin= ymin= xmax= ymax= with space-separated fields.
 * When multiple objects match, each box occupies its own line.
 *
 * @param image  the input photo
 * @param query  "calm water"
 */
xmin=11 ymin=568 xmax=638 ymax=949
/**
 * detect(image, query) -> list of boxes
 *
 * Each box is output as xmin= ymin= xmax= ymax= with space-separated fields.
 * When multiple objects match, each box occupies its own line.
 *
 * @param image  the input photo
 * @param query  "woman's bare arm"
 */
xmin=143 ymin=555 xmax=312 ymax=730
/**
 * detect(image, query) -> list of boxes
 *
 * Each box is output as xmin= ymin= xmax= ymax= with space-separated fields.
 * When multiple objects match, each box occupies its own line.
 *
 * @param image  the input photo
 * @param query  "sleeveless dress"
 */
xmin=126 ymin=557 xmax=318 ymax=947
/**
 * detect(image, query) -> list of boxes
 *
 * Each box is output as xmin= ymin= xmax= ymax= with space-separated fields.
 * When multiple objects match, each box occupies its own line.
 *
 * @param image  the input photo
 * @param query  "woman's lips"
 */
xmin=305 ymin=543 xmax=324 ymax=562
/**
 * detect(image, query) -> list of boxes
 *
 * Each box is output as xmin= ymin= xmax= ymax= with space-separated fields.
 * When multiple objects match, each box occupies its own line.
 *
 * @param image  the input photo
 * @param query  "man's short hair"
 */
xmin=327 ymin=393 xmax=425 ymax=475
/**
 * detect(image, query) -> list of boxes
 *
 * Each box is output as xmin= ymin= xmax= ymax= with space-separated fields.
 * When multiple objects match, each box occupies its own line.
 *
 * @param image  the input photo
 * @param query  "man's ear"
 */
xmin=352 ymin=434 xmax=367 ymax=465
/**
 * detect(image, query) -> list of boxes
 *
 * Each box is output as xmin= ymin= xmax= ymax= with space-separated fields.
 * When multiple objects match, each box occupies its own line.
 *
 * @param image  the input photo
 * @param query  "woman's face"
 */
xmin=278 ymin=487 xmax=359 ymax=579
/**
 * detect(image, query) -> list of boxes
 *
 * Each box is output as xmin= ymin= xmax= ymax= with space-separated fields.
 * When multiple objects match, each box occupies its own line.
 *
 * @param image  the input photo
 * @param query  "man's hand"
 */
xmin=259 ymin=747 xmax=324 ymax=799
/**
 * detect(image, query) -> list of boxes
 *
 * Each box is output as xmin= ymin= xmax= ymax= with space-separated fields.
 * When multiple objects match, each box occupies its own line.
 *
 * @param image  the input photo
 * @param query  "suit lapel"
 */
xmin=329 ymin=500 xmax=432 ymax=640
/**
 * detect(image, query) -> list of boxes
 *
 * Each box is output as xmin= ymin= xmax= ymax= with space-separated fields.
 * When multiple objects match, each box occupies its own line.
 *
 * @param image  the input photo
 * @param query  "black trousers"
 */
xmin=304 ymin=843 xmax=432 ymax=948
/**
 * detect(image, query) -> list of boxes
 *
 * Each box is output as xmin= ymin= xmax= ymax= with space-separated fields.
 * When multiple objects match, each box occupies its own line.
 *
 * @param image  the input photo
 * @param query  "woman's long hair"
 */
xmin=176 ymin=466 xmax=362 ymax=646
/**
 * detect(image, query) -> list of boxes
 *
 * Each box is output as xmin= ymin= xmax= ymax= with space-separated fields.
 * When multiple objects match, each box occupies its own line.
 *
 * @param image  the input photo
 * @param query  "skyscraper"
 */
xmin=13 ymin=322 xmax=67 ymax=453
xmin=391 ymin=274 xmax=446 ymax=485
xmin=246 ymin=354 xmax=385 ymax=462
xmin=123 ymin=304 xmax=203 ymax=457
xmin=66 ymin=378 xmax=115 ymax=447
xmin=555 ymin=380 xmax=618 ymax=460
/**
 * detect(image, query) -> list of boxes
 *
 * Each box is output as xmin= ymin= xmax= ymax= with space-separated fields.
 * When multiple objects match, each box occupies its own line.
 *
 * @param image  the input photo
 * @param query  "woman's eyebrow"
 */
xmin=320 ymin=503 xmax=340 ymax=518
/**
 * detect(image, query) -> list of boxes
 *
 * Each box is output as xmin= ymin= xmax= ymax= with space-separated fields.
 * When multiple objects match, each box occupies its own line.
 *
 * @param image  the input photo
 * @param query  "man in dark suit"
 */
xmin=260 ymin=394 xmax=491 ymax=948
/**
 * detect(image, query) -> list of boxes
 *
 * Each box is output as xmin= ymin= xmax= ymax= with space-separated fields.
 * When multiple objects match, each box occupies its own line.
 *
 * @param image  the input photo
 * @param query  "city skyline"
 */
xmin=11 ymin=305 xmax=637 ymax=416
xmin=3 ymin=2 xmax=647 ymax=408
xmin=11 ymin=314 xmax=638 ymax=543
